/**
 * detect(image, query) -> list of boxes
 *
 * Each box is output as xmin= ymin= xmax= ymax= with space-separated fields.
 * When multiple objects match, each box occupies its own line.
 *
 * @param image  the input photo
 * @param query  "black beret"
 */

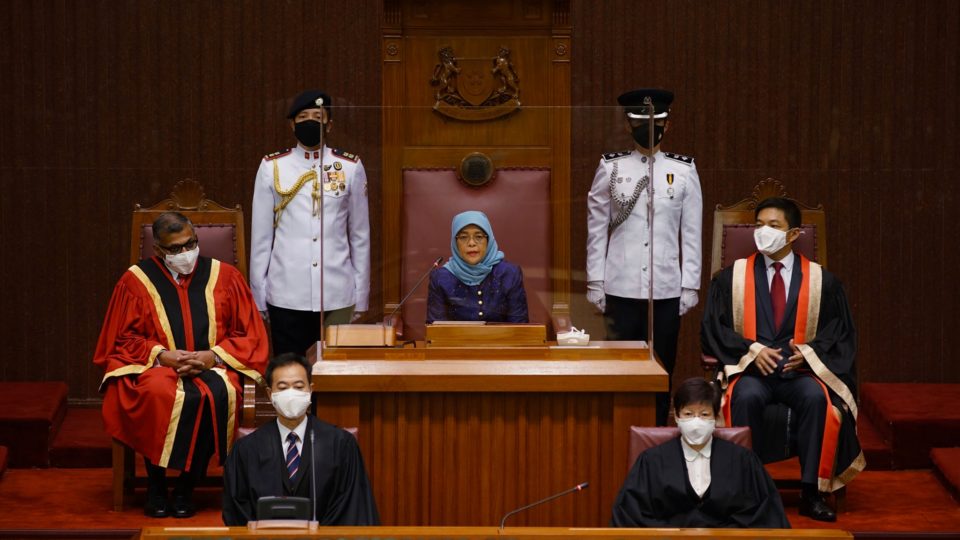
xmin=287 ymin=90 xmax=333 ymax=120
xmin=617 ymin=88 xmax=673 ymax=119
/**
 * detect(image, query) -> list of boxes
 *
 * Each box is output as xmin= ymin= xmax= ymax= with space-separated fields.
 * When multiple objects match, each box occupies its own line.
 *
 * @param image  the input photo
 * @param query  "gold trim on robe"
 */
xmin=205 ymin=260 xmax=221 ymax=348
xmin=129 ymin=265 xmax=176 ymax=350
xmin=158 ymin=378 xmax=186 ymax=468
xmin=212 ymin=367 xmax=238 ymax=451
xmin=212 ymin=345 xmax=267 ymax=387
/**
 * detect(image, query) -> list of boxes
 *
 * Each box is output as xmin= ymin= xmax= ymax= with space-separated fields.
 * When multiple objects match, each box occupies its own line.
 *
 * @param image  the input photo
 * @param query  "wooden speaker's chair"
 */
xmin=702 ymin=178 xmax=845 ymax=509
xmin=628 ymin=426 xmax=753 ymax=469
xmin=702 ymin=178 xmax=825 ymax=459
xmin=113 ymin=179 xmax=259 ymax=510
xmin=398 ymin=168 xmax=567 ymax=340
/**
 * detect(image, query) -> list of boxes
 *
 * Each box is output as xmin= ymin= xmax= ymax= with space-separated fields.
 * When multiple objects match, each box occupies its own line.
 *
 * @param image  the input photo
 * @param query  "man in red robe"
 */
xmin=94 ymin=212 xmax=268 ymax=518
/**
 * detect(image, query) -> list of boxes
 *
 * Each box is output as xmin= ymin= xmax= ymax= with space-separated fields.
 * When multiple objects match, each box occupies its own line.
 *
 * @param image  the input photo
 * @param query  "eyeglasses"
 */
xmin=158 ymin=237 xmax=198 ymax=254
xmin=455 ymin=233 xmax=488 ymax=244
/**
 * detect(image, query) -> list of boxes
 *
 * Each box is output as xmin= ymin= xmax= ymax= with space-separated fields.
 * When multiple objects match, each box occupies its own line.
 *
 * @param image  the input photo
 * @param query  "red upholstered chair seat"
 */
xmin=400 ymin=169 xmax=552 ymax=340
xmin=138 ymin=224 xmax=240 ymax=267
xmin=628 ymin=426 xmax=752 ymax=470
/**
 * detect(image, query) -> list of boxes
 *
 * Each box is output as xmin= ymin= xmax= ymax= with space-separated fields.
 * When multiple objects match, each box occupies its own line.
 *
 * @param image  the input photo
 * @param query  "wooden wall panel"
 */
xmin=1 ymin=0 xmax=958 ymax=404
xmin=568 ymin=0 xmax=960 ymax=390
xmin=0 ymin=0 xmax=383 ymax=404
xmin=316 ymin=391 xmax=651 ymax=527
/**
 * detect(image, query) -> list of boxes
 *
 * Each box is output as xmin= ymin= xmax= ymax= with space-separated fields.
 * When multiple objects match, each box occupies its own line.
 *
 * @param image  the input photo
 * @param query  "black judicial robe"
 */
xmin=701 ymin=255 xmax=864 ymax=491
xmin=222 ymin=416 xmax=379 ymax=526
xmin=610 ymin=437 xmax=790 ymax=528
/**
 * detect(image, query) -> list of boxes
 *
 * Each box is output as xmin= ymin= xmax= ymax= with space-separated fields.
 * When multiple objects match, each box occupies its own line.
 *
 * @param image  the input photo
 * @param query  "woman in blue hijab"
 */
xmin=426 ymin=211 xmax=529 ymax=323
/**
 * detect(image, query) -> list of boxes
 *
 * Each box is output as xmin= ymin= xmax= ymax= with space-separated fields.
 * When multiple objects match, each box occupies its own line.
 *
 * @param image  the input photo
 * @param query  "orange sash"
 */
xmin=721 ymin=253 xmax=842 ymax=489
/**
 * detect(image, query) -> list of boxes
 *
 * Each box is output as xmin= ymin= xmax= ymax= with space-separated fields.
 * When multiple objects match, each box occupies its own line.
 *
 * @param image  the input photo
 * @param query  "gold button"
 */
xmin=478 ymin=311 xmax=484 ymax=317
xmin=478 ymin=300 xmax=483 ymax=305
xmin=477 ymin=291 xmax=482 ymax=295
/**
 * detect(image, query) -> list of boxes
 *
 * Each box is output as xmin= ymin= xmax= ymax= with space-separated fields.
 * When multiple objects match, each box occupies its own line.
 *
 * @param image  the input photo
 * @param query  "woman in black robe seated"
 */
xmin=611 ymin=378 xmax=790 ymax=528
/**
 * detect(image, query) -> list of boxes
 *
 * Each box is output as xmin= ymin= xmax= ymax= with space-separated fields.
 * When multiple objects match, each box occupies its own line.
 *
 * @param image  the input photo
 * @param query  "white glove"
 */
xmin=259 ymin=310 xmax=270 ymax=323
xmin=586 ymin=281 xmax=606 ymax=314
xmin=679 ymin=288 xmax=699 ymax=316
xmin=351 ymin=311 xmax=366 ymax=323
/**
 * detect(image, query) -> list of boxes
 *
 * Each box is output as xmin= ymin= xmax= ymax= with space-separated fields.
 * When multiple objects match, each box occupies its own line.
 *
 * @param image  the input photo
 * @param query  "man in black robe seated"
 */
xmin=701 ymin=197 xmax=864 ymax=522
xmin=612 ymin=378 xmax=789 ymax=528
xmin=222 ymin=353 xmax=379 ymax=525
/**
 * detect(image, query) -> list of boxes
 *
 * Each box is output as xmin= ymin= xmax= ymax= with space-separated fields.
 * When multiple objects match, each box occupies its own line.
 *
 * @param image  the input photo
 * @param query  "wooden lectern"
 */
xmin=311 ymin=340 xmax=665 ymax=527
xmin=425 ymin=323 xmax=547 ymax=347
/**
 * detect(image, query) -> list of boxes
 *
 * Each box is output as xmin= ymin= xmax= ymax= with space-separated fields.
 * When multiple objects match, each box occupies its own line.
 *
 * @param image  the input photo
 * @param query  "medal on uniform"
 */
xmin=666 ymin=173 xmax=675 ymax=198
xmin=334 ymin=161 xmax=342 ymax=171
xmin=323 ymin=164 xmax=332 ymax=171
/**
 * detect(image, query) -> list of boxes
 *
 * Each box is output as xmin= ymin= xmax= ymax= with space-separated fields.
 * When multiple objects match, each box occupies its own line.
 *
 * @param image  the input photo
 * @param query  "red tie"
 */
xmin=771 ymin=262 xmax=785 ymax=332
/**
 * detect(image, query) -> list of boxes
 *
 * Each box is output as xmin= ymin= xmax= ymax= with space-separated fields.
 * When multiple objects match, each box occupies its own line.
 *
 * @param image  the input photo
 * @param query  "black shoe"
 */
xmin=171 ymin=494 xmax=196 ymax=518
xmin=799 ymin=494 xmax=837 ymax=522
xmin=143 ymin=495 xmax=170 ymax=518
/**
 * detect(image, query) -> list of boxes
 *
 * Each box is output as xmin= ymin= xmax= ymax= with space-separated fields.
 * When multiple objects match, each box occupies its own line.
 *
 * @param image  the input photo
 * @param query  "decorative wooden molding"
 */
xmin=553 ymin=0 xmax=571 ymax=29
xmin=458 ymin=152 xmax=496 ymax=187
xmin=716 ymin=177 xmax=823 ymax=212
xmin=430 ymin=46 xmax=521 ymax=121
xmin=134 ymin=178 xmax=236 ymax=212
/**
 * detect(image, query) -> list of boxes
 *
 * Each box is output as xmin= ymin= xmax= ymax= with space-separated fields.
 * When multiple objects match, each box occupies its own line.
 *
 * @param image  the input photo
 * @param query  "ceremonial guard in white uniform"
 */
xmin=586 ymin=89 xmax=703 ymax=425
xmin=250 ymin=90 xmax=371 ymax=355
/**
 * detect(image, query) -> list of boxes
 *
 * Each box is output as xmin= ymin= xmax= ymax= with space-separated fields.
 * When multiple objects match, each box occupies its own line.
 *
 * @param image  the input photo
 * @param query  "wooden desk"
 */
xmin=308 ymin=342 xmax=666 ymax=527
xmin=141 ymin=526 xmax=853 ymax=539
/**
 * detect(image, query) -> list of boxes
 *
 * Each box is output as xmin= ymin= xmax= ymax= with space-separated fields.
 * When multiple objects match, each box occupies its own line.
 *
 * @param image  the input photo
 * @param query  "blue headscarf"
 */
xmin=443 ymin=211 xmax=505 ymax=286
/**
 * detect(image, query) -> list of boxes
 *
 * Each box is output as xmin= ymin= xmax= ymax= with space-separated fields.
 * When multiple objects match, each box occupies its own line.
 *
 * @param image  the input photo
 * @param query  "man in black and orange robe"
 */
xmin=701 ymin=198 xmax=863 ymax=523
xmin=94 ymin=212 xmax=268 ymax=518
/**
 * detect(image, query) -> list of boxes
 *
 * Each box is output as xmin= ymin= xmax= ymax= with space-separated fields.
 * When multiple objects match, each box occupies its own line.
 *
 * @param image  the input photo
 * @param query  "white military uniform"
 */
xmin=586 ymin=149 xmax=702 ymax=299
xmin=250 ymin=144 xmax=370 ymax=313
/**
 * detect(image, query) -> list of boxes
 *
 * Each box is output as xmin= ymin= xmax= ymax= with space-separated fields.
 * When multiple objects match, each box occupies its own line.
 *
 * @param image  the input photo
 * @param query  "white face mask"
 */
xmin=270 ymin=388 xmax=312 ymax=419
xmin=753 ymin=225 xmax=789 ymax=256
xmin=677 ymin=417 xmax=716 ymax=446
xmin=164 ymin=246 xmax=199 ymax=275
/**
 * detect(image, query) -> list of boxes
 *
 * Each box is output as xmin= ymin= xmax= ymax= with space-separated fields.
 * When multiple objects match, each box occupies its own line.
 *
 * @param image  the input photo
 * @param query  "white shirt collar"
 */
xmin=762 ymin=249 xmax=795 ymax=271
xmin=680 ymin=436 xmax=713 ymax=460
xmin=276 ymin=416 xmax=308 ymax=445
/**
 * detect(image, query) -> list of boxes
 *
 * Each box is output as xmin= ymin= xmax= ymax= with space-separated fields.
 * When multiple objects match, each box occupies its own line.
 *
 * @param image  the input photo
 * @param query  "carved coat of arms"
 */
xmin=430 ymin=46 xmax=521 ymax=121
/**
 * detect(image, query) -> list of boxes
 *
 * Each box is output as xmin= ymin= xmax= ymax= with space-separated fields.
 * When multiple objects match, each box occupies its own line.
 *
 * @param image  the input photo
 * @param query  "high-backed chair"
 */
xmin=708 ymin=178 xmax=826 ymax=278
xmin=113 ymin=179 xmax=258 ymax=511
xmin=399 ymin=168 xmax=566 ymax=340
xmin=628 ymin=426 xmax=752 ymax=470
xmin=702 ymin=178 xmax=845 ymax=509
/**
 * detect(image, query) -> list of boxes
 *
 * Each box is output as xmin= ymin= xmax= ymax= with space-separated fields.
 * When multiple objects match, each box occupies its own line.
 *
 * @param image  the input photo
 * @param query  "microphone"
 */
xmin=387 ymin=256 xmax=444 ymax=321
xmin=310 ymin=426 xmax=317 ymax=524
xmin=498 ymin=482 xmax=588 ymax=529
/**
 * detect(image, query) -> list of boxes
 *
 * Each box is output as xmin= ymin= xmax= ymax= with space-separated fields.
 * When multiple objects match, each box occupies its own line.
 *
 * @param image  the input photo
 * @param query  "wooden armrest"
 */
xmin=241 ymin=375 xmax=258 ymax=428
xmin=701 ymin=354 xmax=719 ymax=372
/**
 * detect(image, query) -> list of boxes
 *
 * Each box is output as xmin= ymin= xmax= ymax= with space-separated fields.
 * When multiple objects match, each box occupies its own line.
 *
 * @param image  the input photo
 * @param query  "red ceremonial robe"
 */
xmin=94 ymin=256 xmax=268 ymax=471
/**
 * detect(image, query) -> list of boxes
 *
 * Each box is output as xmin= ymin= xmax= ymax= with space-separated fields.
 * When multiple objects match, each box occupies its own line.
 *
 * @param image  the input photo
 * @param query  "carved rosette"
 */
xmin=170 ymin=179 xmax=207 ymax=210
